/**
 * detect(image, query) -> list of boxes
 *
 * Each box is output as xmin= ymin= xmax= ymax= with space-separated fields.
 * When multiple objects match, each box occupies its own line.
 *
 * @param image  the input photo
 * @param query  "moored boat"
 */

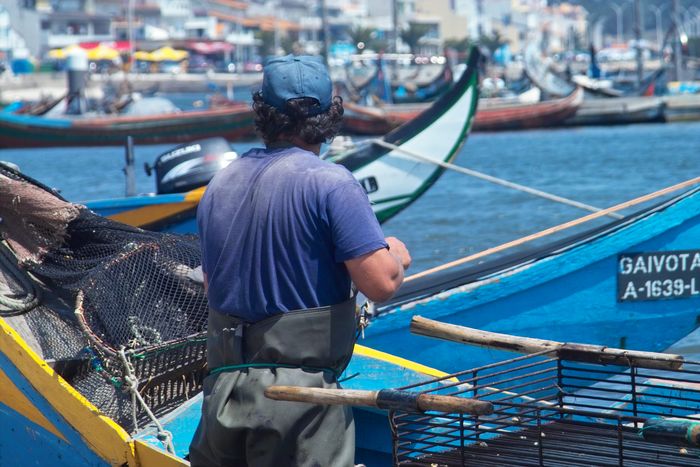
xmin=0 ymin=101 xmax=256 ymax=148
xmin=352 ymin=56 xmax=454 ymax=105
xmin=342 ymin=100 xmax=425 ymax=135
xmin=663 ymin=94 xmax=700 ymax=122
xmin=361 ymin=177 xmax=700 ymax=373
xmin=343 ymin=86 xmax=581 ymax=135
xmin=565 ymin=95 xmax=666 ymax=126
xmin=0 ymin=162 xmax=455 ymax=466
xmin=88 ymin=48 xmax=482 ymax=233
xmin=471 ymin=86 xmax=583 ymax=132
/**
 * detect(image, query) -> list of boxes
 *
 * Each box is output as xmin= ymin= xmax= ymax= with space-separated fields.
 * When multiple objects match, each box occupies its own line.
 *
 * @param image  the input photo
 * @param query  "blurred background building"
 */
xmin=0 ymin=0 xmax=697 ymax=76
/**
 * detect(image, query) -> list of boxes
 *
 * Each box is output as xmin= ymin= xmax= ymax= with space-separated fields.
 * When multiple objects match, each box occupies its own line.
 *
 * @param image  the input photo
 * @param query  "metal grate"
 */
xmin=391 ymin=350 xmax=700 ymax=466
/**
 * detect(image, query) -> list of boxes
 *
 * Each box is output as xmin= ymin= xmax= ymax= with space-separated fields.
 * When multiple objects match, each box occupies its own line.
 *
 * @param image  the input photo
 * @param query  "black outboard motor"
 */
xmin=145 ymin=137 xmax=238 ymax=194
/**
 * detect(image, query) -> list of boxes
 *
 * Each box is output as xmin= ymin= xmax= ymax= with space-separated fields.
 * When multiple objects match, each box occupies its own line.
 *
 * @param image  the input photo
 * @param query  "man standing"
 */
xmin=189 ymin=55 xmax=411 ymax=466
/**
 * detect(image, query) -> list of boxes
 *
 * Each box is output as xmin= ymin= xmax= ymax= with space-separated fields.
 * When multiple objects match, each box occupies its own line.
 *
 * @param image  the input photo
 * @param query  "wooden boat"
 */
xmin=389 ymin=62 xmax=453 ymax=104
xmin=346 ymin=57 xmax=453 ymax=105
xmin=87 ymin=48 xmax=482 ymax=233
xmin=525 ymin=43 xmax=664 ymax=99
xmin=342 ymin=100 xmax=425 ymax=135
xmin=361 ymin=177 xmax=700 ymax=374
xmin=565 ymin=95 xmax=666 ymax=126
xmin=471 ymin=86 xmax=583 ymax=132
xmin=343 ymin=86 xmax=559 ymax=135
xmin=523 ymin=43 xmax=577 ymax=98
xmin=0 ymin=101 xmax=256 ymax=148
xmin=477 ymin=87 xmax=541 ymax=108
xmin=663 ymin=94 xmax=700 ymax=122
xmin=0 ymin=162 xmax=456 ymax=466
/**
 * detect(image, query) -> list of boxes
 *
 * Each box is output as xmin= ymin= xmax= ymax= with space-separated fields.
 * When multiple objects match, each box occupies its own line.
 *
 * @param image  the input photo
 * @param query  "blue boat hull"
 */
xmin=0 ymin=352 xmax=111 ymax=466
xmin=1 ymin=306 xmax=450 ymax=467
xmin=363 ymin=187 xmax=700 ymax=373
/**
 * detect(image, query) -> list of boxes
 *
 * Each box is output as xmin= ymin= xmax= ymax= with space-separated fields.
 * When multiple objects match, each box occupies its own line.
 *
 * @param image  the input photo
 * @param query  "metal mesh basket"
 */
xmin=391 ymin=349 xmax=700 ymax=466
xmin=1 ymin=165 xmax=209 ymax=434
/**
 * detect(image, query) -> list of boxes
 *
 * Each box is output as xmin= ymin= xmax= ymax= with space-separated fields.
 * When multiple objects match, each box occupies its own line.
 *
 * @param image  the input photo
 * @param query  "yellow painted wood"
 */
xmin=0 ymin=318 xmax=136 ymax=465
xmin=108 ymin=202 xmax=196 ymax=228
xmin=134 ymin=440 xmax=189 ymax=467
xmin=183 ymin=186 xmax=206 ymax=202
xmin=354 ymin=344 xmax=456 ymax=381
xmin=0 ymin=318 xmax=193 ymax=466
xmin=0 ymin=368 xmax=66 ymax=441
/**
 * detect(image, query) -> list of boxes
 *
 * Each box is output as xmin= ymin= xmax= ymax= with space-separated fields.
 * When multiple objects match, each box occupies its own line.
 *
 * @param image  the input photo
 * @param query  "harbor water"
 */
xmin=2 ymin=120 xmax=700 ymax=274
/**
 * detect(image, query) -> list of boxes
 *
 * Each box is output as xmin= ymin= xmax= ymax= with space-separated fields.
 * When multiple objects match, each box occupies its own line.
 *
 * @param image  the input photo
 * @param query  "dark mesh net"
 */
xmin=0 ymin=163 xmax=209 ymax=432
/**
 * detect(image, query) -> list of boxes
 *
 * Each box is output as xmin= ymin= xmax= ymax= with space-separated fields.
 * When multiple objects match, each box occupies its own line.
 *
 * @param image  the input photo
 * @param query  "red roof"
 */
xmin=78 ymin=41 xmax=133 ymax=52
xmin=209 ymin=0 xmax=248 ymax=10
xmin=187 ymin=41 xmax=234 ymax=54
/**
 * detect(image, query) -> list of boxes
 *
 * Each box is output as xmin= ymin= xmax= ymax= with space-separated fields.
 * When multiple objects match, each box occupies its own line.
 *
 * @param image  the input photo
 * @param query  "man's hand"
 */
xmin=385 ymin=236 xmax=411 ymax=270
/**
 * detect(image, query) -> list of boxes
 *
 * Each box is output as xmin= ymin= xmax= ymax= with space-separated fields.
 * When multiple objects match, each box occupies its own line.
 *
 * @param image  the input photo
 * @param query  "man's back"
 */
xmin=198 ymin=146 xmax=386 ymax=322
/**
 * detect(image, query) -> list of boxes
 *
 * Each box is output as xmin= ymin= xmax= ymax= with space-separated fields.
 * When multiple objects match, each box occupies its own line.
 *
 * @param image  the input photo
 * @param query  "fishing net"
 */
xmin=0 ymin=163 xmax=208 ymax=436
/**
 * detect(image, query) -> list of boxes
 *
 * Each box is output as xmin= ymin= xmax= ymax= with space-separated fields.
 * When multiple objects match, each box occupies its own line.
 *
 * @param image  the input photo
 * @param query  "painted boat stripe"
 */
xmin=354 ymin=344 xmax=456 ymax=381
xmin=134 ymin=440 xmax=188 ymax=467
xmin=184 ymin=186 xmax=207 ymax=202
xmin=108 ymin=202 xmax=198 ymax=227
xmin=0 ymin=318 xmax=137 ymax=464
xmin=86 ymin=192 xmax=187 ymax=208
xmin=0 ymin=368 xmax=66 ymax=440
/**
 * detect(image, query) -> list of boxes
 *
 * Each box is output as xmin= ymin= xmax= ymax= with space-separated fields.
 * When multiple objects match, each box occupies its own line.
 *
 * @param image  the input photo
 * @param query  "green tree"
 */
xmin=255 ymin=30 xmax=276 ymax=57
xmin=280 ymin=35 xmax=298 ymax=55
xmin=444 ymin=37 xmax=471 ymax=54
xmin=348 ymin=26 xmax=388 ymax=52
xmin=478 ymin=31 xmax=507 ymax=55
xmin=348 ymin=26 xmax=374 ymax=50
xmin=401 ymin=22 xmax=432 ymax=54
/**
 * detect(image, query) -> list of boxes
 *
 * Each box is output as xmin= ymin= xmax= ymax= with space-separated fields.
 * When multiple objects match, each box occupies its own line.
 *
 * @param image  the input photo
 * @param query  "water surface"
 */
xmin=2 ymin=121 xmax=699 ymax=273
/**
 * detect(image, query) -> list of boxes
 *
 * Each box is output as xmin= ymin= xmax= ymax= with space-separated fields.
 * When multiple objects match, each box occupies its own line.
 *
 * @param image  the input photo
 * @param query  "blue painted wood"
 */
xmin=364 ymin=188 xmax=700 ymax=373
xmin=0 ymin=353 xmax=109 ymax=466
xmin=86 ymin=192 xmax=188 ymax=209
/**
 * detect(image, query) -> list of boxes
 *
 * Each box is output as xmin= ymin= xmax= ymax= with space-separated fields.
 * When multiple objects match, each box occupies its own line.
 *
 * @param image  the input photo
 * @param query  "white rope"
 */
xmin=371 ymin=139 xmax=624 ymax=220
xmin=117 ymin=347 xmax=175 ymax=454
xmin=0 ymin=241 xmax=40 ymax=314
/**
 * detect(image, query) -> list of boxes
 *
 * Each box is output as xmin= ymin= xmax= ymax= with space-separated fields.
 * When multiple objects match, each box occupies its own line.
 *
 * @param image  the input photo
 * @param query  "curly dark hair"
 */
xmin=252 ymin=91 xmax=344 ymax=145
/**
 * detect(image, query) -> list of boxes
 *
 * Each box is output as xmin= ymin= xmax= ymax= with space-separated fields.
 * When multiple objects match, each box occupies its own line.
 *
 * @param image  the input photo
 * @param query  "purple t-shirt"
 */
xmin=197 ymin=146 xmax=387 ymax=322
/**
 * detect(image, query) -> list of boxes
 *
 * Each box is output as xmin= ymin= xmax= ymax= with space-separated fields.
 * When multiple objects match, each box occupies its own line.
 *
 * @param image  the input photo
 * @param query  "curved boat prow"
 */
xmin=87 ymin=48 xmax=481 ymax=232
xmin=328 ymin=47 xmax=481 ymax=223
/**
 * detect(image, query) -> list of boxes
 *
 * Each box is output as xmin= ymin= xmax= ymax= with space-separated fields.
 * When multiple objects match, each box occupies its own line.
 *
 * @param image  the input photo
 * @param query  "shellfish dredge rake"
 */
xmin=389 ymin=317 xmax=700 ymax=466
xmin=0 ymin=163 xmax=209 ymax=438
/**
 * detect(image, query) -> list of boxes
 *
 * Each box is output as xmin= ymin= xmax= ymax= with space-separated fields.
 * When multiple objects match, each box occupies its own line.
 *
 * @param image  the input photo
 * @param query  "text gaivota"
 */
xmin=619 ymin=252 xmax=700 ymax=275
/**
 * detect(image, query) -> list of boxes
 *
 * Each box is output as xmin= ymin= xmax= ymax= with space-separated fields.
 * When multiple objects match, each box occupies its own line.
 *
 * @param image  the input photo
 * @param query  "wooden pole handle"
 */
xmin=404 ymin=176 xmax=700 ymax=282
xmin=265 ymin=386 xmax=375 ymax=407
xmin=410 ymin=316 xmax=684 ymax=371
xmin=265 ymin=386 xmax=492 ymax=415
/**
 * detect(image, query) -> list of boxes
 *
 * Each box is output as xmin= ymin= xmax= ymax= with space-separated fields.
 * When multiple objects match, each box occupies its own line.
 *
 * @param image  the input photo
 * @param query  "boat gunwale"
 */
xmin=382 ymin=183 xmax=700 ymax=309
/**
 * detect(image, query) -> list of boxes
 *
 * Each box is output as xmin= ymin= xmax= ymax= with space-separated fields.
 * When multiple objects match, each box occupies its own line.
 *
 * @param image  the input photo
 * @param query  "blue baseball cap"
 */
xmin=261 ymin=55 xmax=332 ymax=116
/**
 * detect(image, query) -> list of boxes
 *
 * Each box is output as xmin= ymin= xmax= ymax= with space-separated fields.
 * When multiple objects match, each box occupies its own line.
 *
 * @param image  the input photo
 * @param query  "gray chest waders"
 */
xmin=189 ymin=297 xmax=358 ymax=467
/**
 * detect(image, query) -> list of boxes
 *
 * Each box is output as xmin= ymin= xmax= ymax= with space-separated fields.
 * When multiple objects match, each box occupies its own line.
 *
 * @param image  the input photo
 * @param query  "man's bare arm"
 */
xmin=345 ymin=237 xmax=411 ymax=302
